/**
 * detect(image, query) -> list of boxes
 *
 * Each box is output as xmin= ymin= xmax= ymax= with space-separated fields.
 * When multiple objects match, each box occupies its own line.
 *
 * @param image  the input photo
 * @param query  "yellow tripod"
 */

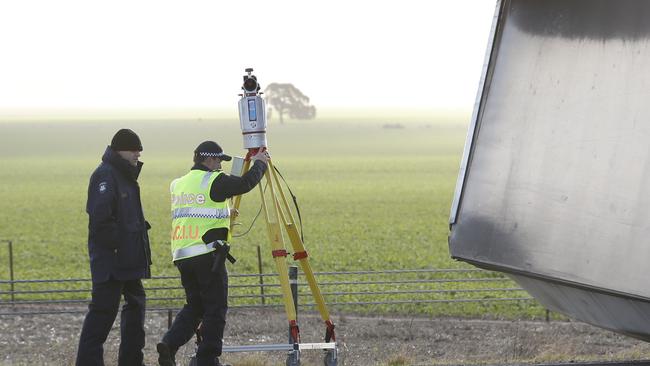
xmin=230 ymin=148 xmax=336 ymax=344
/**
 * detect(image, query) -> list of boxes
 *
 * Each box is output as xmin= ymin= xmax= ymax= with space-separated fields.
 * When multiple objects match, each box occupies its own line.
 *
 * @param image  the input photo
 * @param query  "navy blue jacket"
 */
xmin=86 ymin=146 xmax=152 ymax=283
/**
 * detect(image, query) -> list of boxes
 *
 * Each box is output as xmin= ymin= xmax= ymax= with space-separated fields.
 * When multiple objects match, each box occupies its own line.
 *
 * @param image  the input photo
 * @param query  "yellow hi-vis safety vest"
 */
xmin=170 ymin=170 xmax=230 ymax=261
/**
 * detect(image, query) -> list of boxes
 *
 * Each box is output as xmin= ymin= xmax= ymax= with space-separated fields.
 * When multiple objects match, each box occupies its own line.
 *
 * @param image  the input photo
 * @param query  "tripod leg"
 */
xmin=259 ymin=167 xmax=300 ymax=342
xmin=269 ymin=161 xmax=336 ymax=342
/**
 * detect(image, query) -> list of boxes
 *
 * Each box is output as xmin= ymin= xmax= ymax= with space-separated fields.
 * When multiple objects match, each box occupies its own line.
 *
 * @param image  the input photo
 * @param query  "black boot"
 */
xmin=156 ymin=342 xmax=177 ymax=366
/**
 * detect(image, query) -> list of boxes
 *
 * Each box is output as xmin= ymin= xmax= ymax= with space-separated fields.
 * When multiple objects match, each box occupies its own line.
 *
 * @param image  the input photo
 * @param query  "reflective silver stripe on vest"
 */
xmin=171 ymin=207 xmax=230 ymax=220
xmin=201 ymin=171 xmax=215 ymax=189
xmin=173 ymin=241 xmax=218 ymax=261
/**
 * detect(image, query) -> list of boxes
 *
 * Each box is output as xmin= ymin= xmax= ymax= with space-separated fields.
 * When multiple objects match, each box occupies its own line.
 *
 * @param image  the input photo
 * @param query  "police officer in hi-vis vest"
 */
xmin=157 ymin=141 xmax=269 ymax=366
xmin=77 ymin=129 xmax=152 ymax=366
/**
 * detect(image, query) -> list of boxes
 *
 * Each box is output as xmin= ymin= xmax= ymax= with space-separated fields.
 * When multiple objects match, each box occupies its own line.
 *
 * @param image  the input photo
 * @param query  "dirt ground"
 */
xmin=1 ymin=307 xmax=650 ymax=366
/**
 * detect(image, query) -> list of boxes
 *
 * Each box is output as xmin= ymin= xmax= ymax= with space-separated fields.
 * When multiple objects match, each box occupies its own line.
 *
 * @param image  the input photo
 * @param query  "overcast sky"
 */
xmin=0 ymin=1 xmax=496 ymax=113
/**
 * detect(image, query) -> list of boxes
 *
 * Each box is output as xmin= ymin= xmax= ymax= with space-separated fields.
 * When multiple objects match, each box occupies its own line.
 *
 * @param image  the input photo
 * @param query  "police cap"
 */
xmin=194 ymin=141 xmax=232 ymax=161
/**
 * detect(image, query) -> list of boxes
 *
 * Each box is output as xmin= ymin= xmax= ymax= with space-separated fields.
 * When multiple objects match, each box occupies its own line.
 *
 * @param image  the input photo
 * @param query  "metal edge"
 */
xmin=474 ymin=361 xmax=650 ymax=366
xmin=455 ymin=257 xmax=650 ymax=303
xmin=222 ymin=342 xmax=337 ymax=353
xmin=449 ymin=0 xmax=505 ymax=226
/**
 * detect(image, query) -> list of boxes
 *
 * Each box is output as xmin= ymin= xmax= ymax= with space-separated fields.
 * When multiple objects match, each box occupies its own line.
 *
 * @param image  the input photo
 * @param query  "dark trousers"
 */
xmin=162 ymin=253 xmax=228 ymax=366
xmin=76 ymin=278 xmax=146 ymax=366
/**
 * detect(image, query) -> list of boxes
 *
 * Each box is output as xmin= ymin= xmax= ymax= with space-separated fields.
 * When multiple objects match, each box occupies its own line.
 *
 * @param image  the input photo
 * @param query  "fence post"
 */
xmin=257 ymin=245 xmax=265 ymax=305
xmin=8 ymin=240 xmax=14 ymax=304
xmin=1 ymin=240 xmax=14 ymax=305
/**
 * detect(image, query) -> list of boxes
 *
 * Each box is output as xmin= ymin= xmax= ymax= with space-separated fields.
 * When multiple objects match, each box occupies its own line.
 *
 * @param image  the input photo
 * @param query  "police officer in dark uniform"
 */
xmin=157 ymin=141 xmax=269 ymax=366
xmin=76 ymin=128 xmax=152 ymax=366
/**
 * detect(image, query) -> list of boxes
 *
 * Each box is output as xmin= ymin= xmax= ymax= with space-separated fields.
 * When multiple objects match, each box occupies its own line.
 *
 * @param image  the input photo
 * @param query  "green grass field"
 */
xmin=0 ymin=114 xmax=548 ymax=318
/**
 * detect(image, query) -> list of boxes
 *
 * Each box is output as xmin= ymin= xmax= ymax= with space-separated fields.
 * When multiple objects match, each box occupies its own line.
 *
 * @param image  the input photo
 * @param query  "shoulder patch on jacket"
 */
xmin=98 ymin=181 xmax=108 ymax=194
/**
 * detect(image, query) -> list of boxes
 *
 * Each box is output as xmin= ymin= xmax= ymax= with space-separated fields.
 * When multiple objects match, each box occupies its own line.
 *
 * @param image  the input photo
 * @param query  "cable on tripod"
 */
xmin=232 ymin=181 xmax=267 ymax=238
xmin=272 ymin=165 xmax=304 ymax=243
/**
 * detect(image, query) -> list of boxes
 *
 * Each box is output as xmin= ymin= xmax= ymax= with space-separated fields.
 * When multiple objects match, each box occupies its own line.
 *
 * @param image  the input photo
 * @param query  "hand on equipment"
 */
xmin=251 ymin=149 xmax=270 ymax=163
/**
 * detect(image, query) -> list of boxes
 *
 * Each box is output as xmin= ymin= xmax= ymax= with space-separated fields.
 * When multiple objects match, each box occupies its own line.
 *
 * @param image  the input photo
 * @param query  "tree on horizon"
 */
xmin=264 ymin=83 xmax=316 ymax=124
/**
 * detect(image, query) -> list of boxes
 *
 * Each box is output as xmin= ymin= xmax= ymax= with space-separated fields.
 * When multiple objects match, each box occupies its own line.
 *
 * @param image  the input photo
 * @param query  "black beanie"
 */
xmin=111 ymin=129 xmax=143 ymax=151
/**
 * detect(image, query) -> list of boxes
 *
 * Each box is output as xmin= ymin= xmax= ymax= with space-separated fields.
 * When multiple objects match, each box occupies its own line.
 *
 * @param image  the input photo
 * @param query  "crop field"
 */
xmin=0 ymin=114 xmax=546 ymax=318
